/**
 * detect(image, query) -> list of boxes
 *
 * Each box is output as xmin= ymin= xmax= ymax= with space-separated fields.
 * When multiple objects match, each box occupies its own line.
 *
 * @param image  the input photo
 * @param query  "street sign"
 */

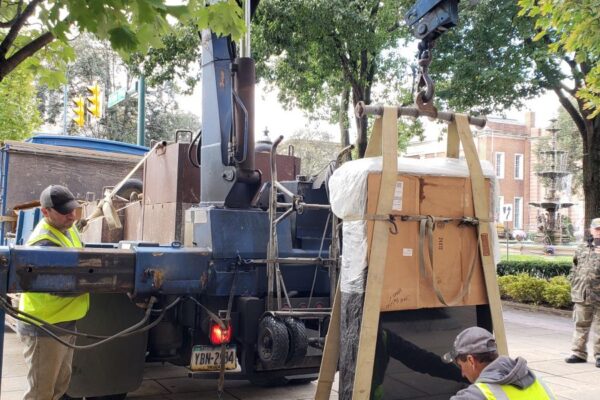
xmin=107 ymin=88 xmax=127 ymax=109
xmin=499 ymin=204 xmax=513 ymax=222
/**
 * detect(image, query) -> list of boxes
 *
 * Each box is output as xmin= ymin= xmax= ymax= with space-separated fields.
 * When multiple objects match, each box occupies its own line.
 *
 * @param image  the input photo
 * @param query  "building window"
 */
xmin=514 ymin=154 xmax=524 ymax=180
xmin=514 ymin=197 xmax=523 ymax=229
xmin=495 ymin=152 xmax=505 ymax=179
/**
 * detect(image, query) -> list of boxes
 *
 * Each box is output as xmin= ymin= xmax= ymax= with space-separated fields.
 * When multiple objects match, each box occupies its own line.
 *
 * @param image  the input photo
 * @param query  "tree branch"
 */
xmin=0 ymin=0 xmax=42 ymax=59
xmin=369 ymin=0 xmax=379 ymax=18
xmin=553 ymin=87 xmax=586 ymax=145
xmin=387 ymin=21 xmax=401 ymax=33
xmin=559 ymin=82 xmax=577 ymax=97
xmin=360 ymin=49 xmax=367 ymax=80
xmin=0 ymin=30 xmax=54 ymax=81
xmin=330 ymin=33 xmax=359 ymax=90
xmin=561 ymin=55 xmax=583 ymax=89
xmin=580 ymin=61 xmax=590 ymax=77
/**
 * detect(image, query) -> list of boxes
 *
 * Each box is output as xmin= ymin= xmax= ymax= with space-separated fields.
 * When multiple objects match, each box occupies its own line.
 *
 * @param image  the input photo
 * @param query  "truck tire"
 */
xmin=284 ymin=317 xmax=308 ymax=365
xmin=115 ymin=179 xmax=143 ymax=201
xmin=257 ymin=316 xmax=289 ymax=369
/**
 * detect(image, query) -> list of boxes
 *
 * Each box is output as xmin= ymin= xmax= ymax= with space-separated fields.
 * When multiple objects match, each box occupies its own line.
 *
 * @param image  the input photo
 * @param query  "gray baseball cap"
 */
xmin=590 ymin=218 xmax=600 ymax=229
xmin=442 ymin=327 xmax=497 ymax=363
xmin=40 ymin=185 xmax=79 ymax=215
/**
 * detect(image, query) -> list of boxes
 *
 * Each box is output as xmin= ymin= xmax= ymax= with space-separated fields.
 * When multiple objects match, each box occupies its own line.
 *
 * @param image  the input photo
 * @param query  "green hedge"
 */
xmin=498 ymin=273 xmax=572 ymax=309
xmin=497 ymin=259 xmax=572 ymax=279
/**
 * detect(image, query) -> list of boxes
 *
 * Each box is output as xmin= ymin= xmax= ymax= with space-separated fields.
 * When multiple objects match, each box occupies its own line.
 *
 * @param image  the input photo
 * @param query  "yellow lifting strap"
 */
xmin=314 ymin=280 xmax=341 ymax=399
xmin=353 ymin=106 xmax=398 ymax=399
xmin=448 ymin=114 xmax=508 ymax=356
xmin=314 ymin=106 xmax=398 ymax=400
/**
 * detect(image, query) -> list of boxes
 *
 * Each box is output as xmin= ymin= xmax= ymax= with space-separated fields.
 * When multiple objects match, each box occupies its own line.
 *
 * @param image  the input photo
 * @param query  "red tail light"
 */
xmin=209 ymin=322 xmax=232 ymax=345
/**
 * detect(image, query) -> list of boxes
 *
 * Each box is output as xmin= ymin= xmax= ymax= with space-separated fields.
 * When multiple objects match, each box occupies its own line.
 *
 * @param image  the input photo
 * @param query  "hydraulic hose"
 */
xmin=0 ymin=296 xmax=182 ymax=349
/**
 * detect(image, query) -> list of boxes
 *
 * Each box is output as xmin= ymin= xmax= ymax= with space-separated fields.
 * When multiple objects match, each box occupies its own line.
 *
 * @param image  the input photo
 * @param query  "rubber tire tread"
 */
xmin=284 ymin=317 xmax=308 ymax=365
xmin=257 ymin=316 xmax=289 ymax=369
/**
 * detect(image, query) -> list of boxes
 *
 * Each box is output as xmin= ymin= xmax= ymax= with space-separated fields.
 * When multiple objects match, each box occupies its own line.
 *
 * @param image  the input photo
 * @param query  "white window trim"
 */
xmin=514 ymin=153 xmax=524 ymax=180
xmin=514 ymin=197 xmax=523 ymax=229
xmin=495 ymin=152 xmax=505 ymax=179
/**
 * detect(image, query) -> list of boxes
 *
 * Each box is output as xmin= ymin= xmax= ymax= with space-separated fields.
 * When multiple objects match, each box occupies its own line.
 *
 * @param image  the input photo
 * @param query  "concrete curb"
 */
xmin=502 ymin=300 xmax=572 ymax=318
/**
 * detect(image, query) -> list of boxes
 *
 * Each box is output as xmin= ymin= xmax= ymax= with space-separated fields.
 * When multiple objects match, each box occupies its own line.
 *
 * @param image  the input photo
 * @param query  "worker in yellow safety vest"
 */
xmin=443 ymin=327 xmax=555 ymax=400
xmin=17 ymin=184 xmax=89 ymax=400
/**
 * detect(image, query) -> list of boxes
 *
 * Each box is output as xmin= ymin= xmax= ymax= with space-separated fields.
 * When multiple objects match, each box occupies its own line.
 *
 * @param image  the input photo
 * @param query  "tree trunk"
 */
xmin=339 ymin=87 xmax=351 ymax=161
xmin=355 ymin=113 xmax=368 ymax=158
xmin=582 ymin=115 xmax=600 ymax=230
xmin=352 ymin=86 xmax=369 ymax=158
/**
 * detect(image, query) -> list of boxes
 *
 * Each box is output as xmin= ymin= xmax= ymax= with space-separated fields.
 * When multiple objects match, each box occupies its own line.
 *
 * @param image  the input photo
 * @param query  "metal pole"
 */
xmin=62 ymin=83 xmax=68 ymax=134
xmin=505 ymin=221 xmax=509 ymax=260
xmin=243 ymin=0 xmax=251 ymax=57
xmin=355 ymin=101 xmax=487 ymax=128
xmin=137 ymin=76 xmax=146 ymax=146
xmin=0 ymin=253 xmax=7 ymax=393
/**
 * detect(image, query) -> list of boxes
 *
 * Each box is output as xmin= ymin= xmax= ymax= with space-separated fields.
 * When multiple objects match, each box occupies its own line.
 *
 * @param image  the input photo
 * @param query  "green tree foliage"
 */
xmin=428 ymin=1 xmax=555 ymax=114
xmin=502 ymin=273 xmax=546 ymax=304
xmin=519 ymin=0 xmax=600 ymax=119
xmin=543 ymin=275 xmax=571 ymax=309
xmin=0 ymin=0 xmax=244 ymax=85
xmin=0 ymin=64 xmax=42 ymax=140
xmin=37 ymin=35 xmax=200 ymax=144
xmin=428 ymin=0 xmax=600 ymax=228
xmin=252 ymin=0 xmax=408 ymax=158
xmin=101 ymin=89 xmax=200 ymax=145
xmin=498 ymin=274 xmax=572 ymax=308
xmin=128 ymin=24 xmax=202 ymax=94
xmin=284 ymin=130 xmax=341 ymax=176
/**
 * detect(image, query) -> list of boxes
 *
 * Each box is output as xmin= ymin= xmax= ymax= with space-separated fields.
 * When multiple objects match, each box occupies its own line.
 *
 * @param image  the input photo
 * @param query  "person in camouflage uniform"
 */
xmin=565 ymin=218 xmax=600 ymax=367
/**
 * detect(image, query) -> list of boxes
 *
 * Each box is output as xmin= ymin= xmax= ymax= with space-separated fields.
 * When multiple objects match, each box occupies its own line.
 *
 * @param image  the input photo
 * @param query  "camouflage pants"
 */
xmin=571 ymin=302 xmax=600 ymax=360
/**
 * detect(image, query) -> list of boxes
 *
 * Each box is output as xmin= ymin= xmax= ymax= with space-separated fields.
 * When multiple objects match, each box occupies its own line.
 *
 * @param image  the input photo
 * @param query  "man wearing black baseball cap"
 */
xmin=444 ymin=327 xmax=555 ymax=399
xmin=17 ymin=185 xmax=89 ymax=400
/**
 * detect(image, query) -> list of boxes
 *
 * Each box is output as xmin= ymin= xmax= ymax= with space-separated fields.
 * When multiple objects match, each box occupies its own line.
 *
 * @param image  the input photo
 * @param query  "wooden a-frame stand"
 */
xmin=315 ymin=110 xmax=508 ymax=400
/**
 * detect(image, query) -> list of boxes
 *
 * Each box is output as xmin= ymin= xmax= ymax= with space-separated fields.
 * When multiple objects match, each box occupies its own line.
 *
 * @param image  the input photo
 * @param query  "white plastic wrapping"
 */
xmin=329 ymin=156 xmax=500 ymax=294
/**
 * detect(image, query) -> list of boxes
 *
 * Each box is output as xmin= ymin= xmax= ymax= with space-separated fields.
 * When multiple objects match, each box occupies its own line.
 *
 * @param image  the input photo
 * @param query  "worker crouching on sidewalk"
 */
xmin=565 ymin=217 xmax=600 ymax=367
xmin=444 ymin=327 xmax=555 ymax=399
xmin=17 ymin=185 xmax=89 ymax=400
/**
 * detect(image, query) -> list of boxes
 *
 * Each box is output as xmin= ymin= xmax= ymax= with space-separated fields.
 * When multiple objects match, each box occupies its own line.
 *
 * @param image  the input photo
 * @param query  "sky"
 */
xmin=178 ymin=82 xmax=562 ymax=144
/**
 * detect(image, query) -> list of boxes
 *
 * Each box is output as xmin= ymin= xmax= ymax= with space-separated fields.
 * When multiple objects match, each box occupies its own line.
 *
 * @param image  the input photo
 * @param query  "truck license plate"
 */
xmin=190 ymin=345 xmax=237 ymax=371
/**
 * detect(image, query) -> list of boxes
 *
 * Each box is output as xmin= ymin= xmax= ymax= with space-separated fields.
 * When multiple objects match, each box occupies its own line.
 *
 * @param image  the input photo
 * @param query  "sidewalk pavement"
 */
xmin=2 ymin=305 xmax=599 ymax=400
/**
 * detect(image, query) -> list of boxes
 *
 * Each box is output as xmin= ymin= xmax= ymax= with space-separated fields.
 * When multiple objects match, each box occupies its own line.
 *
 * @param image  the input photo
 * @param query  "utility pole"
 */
xmin=137 ymin=75 xmax=146 ymax=146
xmin=62 ymin=84 xmax=68 ymax=134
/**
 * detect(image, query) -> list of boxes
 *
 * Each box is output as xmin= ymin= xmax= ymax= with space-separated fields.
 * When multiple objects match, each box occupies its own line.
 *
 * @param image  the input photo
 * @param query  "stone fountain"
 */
xmin=529 ymin=120 xmax=575 ymax=245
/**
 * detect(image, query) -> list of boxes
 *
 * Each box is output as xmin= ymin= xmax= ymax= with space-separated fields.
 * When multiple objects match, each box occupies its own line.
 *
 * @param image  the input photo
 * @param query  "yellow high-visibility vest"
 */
xmin=475 ymin=378 xmax=555 ymax=400
xmin=19 ymin=219 xmax=89 ymax=325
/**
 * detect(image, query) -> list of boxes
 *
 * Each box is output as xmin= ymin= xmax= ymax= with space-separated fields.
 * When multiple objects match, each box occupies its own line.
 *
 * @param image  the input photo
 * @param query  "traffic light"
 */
xmin=72 ymin=96 xmax=85 ymax=127
xmin=86 ymin=84 xmax=102 ymax=118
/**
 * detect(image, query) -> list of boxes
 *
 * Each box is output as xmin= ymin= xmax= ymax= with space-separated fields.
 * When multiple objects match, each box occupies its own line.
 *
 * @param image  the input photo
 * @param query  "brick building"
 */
xmin=403 ymin=112 xmax=584 ymax=235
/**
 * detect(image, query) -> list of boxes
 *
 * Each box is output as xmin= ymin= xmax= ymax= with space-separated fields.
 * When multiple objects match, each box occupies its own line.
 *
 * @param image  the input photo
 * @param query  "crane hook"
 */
xmin=415 ymin=40 xmax=437 ymax=117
